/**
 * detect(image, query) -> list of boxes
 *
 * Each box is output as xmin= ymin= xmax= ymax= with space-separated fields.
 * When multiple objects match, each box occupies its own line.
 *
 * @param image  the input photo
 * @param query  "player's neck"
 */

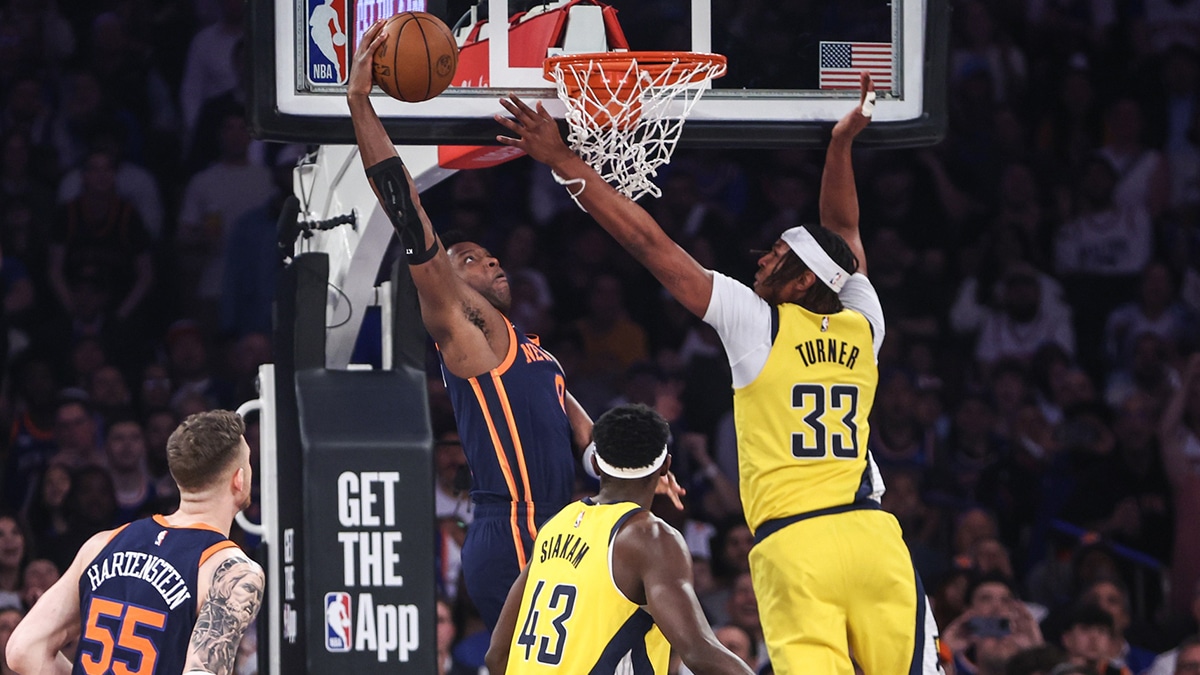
xmin=164 ymin=494 xmax=236 ymax=535
xmin=594 ymin=484 xmax=654 ymax=510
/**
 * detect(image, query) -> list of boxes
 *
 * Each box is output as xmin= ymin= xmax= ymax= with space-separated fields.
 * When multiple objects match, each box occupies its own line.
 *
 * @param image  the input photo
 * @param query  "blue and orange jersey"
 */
xmin=440 ymin=321 xmax=575 ymax=520
xmin=74 ymin=515 xmax=239 ymax=675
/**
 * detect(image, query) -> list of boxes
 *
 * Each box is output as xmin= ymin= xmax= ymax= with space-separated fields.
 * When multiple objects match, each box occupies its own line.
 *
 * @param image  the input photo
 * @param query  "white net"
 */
xmin=546 ymin=53 xmax=727 ymax=205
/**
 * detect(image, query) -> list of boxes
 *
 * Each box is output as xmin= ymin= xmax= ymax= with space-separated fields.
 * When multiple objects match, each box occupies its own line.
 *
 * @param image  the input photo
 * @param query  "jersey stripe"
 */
xmin=198 ymin=540 xmax=240 ymax=567
xmin=468 ymin=376 xmax=527 ymax=566
xmin=587 ymin=609 xmax=657 ymax=674
xmin=492 ymin=372 xmax=538 ymax=539
xmin=104 ymin=523 xmax=131 ymax=543
xmin=493 ymin=321 xmax=520 ymax=375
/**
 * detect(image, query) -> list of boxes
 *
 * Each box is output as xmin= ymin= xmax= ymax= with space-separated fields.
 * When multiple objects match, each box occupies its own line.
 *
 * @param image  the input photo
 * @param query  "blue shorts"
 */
xmin=461 ymin=501 xmax=556 ymax=630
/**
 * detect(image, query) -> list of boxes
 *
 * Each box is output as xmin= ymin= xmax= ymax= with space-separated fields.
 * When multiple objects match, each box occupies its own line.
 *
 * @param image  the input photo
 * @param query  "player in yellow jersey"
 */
xmin=485 ymin=404 xmax=754 ymax=675
xmin=495 ymin=73 xmax=941 ymax=675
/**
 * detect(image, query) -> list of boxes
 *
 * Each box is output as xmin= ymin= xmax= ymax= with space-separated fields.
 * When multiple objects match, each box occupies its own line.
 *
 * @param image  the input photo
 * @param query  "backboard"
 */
xmin=249 ymin=0 xmax=949 ymax=148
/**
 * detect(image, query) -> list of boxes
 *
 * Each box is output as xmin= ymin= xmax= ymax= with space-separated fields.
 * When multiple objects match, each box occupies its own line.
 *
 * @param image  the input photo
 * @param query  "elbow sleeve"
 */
xmin=364 ymin=157 xmax=438 ymax=264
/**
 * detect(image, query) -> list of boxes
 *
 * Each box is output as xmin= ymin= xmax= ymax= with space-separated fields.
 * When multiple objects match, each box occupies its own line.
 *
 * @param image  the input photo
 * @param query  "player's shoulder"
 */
xmin=202 ymin=545 xmax=262 ymax=574
xmin=614 ymin=510 xmax=686 ymax=551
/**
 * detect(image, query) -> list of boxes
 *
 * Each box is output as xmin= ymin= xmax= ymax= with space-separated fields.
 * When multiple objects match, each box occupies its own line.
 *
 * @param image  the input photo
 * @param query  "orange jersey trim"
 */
xmin=492 ymin=373 xmax=538 ymax=540
xmin=104 ymin=523 xmax=131 ymax=543
xmin=199 ymin=540 xmax=241 ymax=567
xmin=152 ymin=514 xmax=227 ymax=535
xmin=468 ymin=377 xmax=527 ymax=567
xmin=493 ymin=320 xmax=519 ymax=376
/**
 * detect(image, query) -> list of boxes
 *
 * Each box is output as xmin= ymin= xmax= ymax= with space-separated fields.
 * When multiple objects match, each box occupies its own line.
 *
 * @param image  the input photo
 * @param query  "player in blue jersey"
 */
xmin=7 ymin=410 xmax=264 ymax=675
xmin=346 ymin=21 xmax=683 ymax=629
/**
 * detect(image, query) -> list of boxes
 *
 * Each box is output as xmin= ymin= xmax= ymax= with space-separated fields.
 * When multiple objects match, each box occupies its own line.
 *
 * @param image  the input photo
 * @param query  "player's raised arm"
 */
xmin=820 ymin=72 xmax=874 ymax=276
xmin=495 ymin=96 xmax=715 ymax=319
xmin=6 ymin=531 xmax=110 ymax=675
xmin=619 ymin=517 xmax=754 ymax=675
xmin=182 ymin=551 xmax=265 ymax=675
xmin=346 ymin=21 xmax=504 ymax=373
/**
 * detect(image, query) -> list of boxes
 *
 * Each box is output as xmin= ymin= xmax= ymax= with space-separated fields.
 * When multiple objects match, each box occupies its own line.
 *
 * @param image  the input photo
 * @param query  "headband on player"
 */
xmin=594 ymin=445 xmax=668 ymax=479
xmin=781 ymin=226 xmax=849 ymax=293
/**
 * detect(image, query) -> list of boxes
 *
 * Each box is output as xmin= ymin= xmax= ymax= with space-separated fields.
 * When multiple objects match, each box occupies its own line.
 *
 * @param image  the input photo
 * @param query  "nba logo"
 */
xmin=307 ymin=0 xmax=350 ymax=86
xmin=324 ymin=592 xmax=352 ymax=652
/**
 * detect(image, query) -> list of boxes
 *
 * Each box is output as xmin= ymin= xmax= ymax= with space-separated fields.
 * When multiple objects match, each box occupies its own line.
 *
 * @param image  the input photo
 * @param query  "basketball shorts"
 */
xmin=461 ymin=501 xmax=551 ymax=630
xmin=750 ymin=507 xmax=941 ymax=675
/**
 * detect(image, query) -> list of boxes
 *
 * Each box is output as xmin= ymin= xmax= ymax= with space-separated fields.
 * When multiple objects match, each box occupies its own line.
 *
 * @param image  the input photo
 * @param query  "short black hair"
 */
xmin=593 ymin=404 xmax=670 ymax=475
xmin=1064 ymin=603 xmax=1116 ymax=633
xmin=966 ymin=571 xmax=1019 ymax=606
xmin=439 ymin=229 xmax=473 ymax=252
xmin=1005 ymin=645 xmax=1065 ymax=675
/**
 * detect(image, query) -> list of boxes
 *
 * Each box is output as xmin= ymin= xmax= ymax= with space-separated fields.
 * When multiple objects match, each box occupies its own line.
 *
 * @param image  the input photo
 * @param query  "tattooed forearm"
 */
xmin=184 ymin=556 xmax=265 ymax=675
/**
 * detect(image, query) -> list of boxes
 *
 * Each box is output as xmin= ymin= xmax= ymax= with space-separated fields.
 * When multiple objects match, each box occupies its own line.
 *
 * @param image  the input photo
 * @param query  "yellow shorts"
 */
xmin=749 ymin=508 xmax=941 ymax=675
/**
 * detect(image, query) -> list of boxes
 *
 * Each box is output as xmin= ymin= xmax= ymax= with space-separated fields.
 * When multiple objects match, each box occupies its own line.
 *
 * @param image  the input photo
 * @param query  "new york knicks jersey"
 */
xmin=734 ymin=303 xmax=879 ymax=533
xmin=507 ymin=500 xmax=670 ymax=674
xmin=440 ymin=321 xmax=575 ymax=515
xmin=74 ymin=515 xmax=238 ymax=675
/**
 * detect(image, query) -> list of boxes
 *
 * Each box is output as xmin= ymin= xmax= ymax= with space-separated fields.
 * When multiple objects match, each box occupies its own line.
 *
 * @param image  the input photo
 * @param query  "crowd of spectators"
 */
xmin=0 ymin=0 xmax=1197 ymax=675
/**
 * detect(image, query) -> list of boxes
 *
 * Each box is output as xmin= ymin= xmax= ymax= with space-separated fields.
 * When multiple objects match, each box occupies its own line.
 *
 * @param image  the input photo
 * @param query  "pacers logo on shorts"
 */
xmin=324 ymin=592 xmax=353 ymax=652
xmin=306 ymin=0 xmax=350 ymax=86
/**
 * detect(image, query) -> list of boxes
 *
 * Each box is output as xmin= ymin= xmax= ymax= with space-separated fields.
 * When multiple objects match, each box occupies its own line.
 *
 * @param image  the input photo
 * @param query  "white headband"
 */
xmin=593 ymin=445 xmax=668 ymax=479
xmin=781 ymin=226 xmax=849 ymax=293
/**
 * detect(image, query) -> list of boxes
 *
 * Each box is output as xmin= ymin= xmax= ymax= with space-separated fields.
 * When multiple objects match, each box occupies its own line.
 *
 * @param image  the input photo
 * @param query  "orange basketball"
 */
xmin=371 ymin=12 xmax=459 ymax=103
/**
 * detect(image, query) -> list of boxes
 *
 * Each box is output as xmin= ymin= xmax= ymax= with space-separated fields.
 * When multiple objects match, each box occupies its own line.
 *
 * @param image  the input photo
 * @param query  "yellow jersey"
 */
xmin=733 ymin=302 xmax=879 ymax=533
xmin=506 ymin=500 xmax=670 ymax=674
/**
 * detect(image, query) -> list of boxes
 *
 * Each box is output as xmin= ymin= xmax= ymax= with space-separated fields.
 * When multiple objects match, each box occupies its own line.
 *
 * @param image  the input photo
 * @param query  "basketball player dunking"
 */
xmin=497 ymin=74 xmax=942 ymax=674
xmin=346 ymin=21 xmax=684 ymax=630
xmin=7 ymin=410 xmax=264 ymax=675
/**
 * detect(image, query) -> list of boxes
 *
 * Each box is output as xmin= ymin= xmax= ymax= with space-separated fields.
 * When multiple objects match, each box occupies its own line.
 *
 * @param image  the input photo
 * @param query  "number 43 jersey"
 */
xmin=74 ymin=515 xmax=238 ymax=675
xmin=507 ymin=500 xmax=670 ymax=675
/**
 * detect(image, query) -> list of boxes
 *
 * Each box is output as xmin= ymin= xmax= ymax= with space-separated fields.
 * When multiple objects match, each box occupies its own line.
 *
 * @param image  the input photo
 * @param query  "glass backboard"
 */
xmin=249 ymin=0 xmax=948 ymax=148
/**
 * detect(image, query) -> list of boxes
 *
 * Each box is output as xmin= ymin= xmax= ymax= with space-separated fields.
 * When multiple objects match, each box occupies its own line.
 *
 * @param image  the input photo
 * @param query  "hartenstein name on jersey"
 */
xmin=795 ymin=338 xmax=861 ymax=369
xmin=538 ymin=532 xmax=590 ymax=568
xmin=85 ymin=551 xmax=191 ymax=609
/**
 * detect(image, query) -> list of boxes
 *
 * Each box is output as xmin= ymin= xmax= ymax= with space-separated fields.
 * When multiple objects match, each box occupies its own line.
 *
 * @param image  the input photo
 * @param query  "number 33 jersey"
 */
xmin=507 ymin=500 xmax=669 ymax=675
xmin=74 ymin=515 xmax=238 ymax=675
xmin=703 ymin=271 xmax=887 ymax=534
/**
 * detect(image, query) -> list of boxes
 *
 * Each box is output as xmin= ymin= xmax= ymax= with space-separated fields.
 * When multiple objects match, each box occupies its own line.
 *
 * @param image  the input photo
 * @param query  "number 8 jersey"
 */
xmin=74 ymin=515 xmax=238 ymax=675
xmin=507 ymin=500 xmax=670 ymax=674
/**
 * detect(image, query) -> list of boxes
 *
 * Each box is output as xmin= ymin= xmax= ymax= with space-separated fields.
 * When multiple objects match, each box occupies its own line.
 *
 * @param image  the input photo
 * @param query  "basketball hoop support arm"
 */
xmin=292 ymin=143 xmax=458 ymax=369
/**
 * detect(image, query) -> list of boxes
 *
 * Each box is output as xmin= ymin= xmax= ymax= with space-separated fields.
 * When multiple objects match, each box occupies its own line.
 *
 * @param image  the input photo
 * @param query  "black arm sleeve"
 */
xmin=364 ymin=156 xmax=439 ymax=264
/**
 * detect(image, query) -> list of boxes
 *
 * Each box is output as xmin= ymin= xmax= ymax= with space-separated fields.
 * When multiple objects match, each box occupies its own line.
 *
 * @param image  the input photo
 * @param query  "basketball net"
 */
xmin=544 ymin=51 xmax=727 ymax=206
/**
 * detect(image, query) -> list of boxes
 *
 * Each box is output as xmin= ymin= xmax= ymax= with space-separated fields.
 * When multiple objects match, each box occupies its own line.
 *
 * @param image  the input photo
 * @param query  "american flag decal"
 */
xmin=819 ymin=41 xmax=893 ymax=90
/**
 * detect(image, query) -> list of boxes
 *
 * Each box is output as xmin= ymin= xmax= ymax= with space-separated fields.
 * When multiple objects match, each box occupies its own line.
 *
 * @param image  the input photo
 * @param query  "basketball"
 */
xmin=371 ymin=12 xmax=459 ymax=103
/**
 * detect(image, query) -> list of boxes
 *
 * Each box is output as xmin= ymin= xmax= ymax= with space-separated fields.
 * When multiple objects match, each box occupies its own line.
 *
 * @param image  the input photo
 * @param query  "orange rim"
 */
xmin=544 ymin=51 xmax=727 ymax=100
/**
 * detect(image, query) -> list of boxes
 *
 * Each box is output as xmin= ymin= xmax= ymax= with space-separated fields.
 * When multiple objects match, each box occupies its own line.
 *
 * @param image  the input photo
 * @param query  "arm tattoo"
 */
xmin=184 ymin=556 xmax=265 ymax=675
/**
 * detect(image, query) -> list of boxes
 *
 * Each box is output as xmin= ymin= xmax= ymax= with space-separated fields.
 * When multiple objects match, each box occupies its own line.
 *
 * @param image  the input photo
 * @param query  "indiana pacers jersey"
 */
xmin=506 ymin=500 xmax=670 ymax=675
xmin=74 ymin=515 xmax=238 ymax=675
xmin=734 ymin=302 xmax=879 ymax=533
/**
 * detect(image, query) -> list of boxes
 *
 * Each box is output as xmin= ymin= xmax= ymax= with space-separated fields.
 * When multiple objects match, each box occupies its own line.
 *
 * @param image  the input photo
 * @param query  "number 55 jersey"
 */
xmin=75 ymin=515 xmax=239 ymax=675
xmin=507 ymin=500 xmax=669 ymax=675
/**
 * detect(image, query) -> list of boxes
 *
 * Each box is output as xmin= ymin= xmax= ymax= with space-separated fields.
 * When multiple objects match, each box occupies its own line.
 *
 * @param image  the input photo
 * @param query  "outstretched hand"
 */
xmin=831 ymin=72 xmax=875 ymax=142
xmin=348 ymin=19 xmax=388 ymax=98
xmin=656 ymin=470 xmax=687 ymax=510
xmin=495 ymin=95 xmax=577 ymax=167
